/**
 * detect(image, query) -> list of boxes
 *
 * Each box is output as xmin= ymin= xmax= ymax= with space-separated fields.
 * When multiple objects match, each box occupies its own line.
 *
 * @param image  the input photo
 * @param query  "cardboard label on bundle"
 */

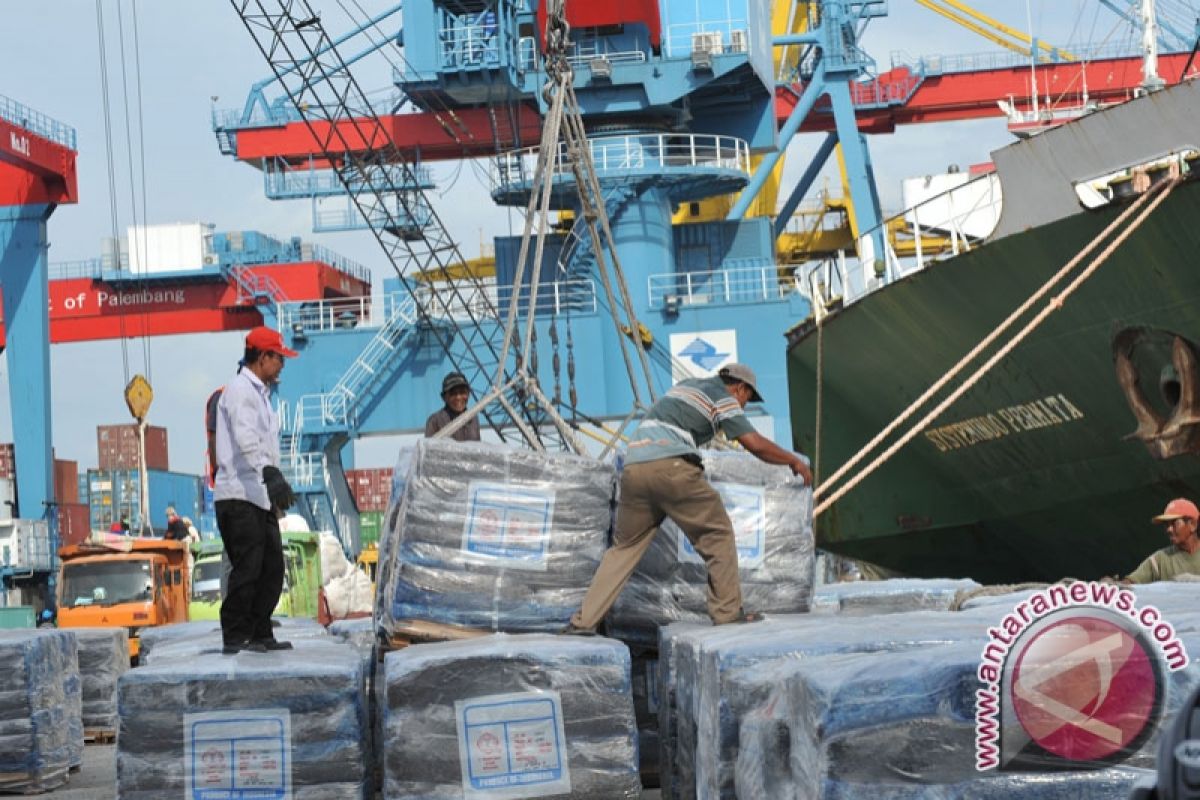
xmin=455 ymin=690 xmax=571 ymax=799
xmin=677 ymin=483 xmax=767 ymax=569
xmin=184 ymin=708 xmax=291 ymax=800
xmin=461 ymin=482 xmax=555 ymax=570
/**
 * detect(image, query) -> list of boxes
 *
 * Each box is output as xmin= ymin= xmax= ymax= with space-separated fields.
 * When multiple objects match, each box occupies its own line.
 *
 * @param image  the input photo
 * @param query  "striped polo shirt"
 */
xmin=625 ymin=375 xmax=755 ymax=465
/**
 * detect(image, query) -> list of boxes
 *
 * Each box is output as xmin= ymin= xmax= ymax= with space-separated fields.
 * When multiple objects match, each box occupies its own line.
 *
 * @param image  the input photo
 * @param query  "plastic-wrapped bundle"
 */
xmin=329 ymin=616 xmax=383 ymax=792
xmin=139 ymin=617 xmax=329 ymax=665
xmin=329 ymin=616 xmax=378 ymax=651
xmin=72 ymin=627 xmax=130 ymax=732
xmin=812 ymin=578 xmax=981 ymax=615
xmin=607 ymin=452 xmax=814 ymax=645
xmin=657 ymin=612 xmax=995 ymax=800
xmin=631 ymin=656 xmax=660 ymax=787
xmin=117 ymin=638 xmax=369 ymax=799
xmin=383 ymin=634 xmax=640 ymax=799
xmin=0 ymin=630 xmax=81 ymax=793
xmin=380 ymin=439 xmax=615 ymax=634
xmin=732 ymin=634 xmax=1195 ymax=800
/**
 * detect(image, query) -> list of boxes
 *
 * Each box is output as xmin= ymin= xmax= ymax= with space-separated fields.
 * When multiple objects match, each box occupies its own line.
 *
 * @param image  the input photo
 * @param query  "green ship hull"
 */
xmin=786 ymin=126 xmax=1200 ymax=583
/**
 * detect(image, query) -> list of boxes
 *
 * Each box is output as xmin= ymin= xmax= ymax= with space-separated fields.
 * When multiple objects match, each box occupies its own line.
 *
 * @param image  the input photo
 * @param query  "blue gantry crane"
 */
xmin=221 ymin=0 xmax=899 ymax=550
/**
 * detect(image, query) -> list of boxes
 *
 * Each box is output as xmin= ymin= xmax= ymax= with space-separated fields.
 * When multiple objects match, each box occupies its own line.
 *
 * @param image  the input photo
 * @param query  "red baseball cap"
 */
xmin=245 ymin=326 xmax=298 ymax=358
xmin=1151 ymin=497 xmax=1199 ymax=523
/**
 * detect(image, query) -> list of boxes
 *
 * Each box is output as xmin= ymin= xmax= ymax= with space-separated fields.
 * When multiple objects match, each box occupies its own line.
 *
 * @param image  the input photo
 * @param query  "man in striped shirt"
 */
xmin=565 ymin=363 xmax=811 ymax=633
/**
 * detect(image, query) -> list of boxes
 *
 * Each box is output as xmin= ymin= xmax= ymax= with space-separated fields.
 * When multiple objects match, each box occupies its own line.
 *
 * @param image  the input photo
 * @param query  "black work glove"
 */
xmin=262 ymin=465 xmax=296 ymax=511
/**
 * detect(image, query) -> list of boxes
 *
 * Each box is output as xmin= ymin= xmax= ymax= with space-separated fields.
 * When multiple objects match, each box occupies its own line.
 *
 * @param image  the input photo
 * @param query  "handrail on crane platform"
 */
xmin=491 ymin=133 xmax=751 ymax=192
xmin=0 ymin=93 xmax=76 ymax=150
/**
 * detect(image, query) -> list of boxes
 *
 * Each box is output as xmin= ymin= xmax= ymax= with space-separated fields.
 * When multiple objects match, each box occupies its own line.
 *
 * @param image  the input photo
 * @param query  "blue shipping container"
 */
xmin=86 ymin=468 xmax=202 ymax=536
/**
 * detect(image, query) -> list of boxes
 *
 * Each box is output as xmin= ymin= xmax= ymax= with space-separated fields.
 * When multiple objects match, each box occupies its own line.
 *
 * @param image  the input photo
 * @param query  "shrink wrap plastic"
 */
xmin=811 ymin=578 xmax=981 ymax=615
xmin=72 ymin=626 xmax=130 ymax=731
xmin=382 ymin=634 xmax=640 ymax=799
xmin=117 ymin=639 xmax=370 ymax=799
xmin=0 ymin=630 xmax=82 ymax=793
xmin=379 ymin=440 xmax=614 ymax=634
xmin=139 ymin=617 xmax=328 ymax=664
xmin=608 ymin=452 xmax=814 ymax=645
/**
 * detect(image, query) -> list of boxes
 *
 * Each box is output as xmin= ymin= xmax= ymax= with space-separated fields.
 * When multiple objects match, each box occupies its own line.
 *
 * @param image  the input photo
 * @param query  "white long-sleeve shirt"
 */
xmin=213 ymin=368 xmax=280 ymax=510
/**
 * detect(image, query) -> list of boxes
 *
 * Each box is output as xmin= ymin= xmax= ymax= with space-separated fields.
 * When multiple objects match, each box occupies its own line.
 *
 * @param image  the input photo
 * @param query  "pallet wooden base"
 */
xmin=383 ymin=619 xmax=491 ymax=651
xmin=84 ymin=728 xmax=116 ymax=745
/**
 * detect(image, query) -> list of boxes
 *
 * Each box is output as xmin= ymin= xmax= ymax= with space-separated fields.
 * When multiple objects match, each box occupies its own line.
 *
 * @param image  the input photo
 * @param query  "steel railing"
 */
xmin=0 ymin=94 xmax=76 ymax=150
xmin=647 ymin=263 xmax=797 ymax=309
xmin=492 ymin=133 xmax=751 ymax=191
xmin=662 ymin=20 xmax=750 ymax=59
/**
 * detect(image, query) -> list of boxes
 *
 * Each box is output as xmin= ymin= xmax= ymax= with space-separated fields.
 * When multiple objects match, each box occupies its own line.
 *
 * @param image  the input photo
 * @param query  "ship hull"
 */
xmin=787 ymin=177 xmax=1200 ymax=583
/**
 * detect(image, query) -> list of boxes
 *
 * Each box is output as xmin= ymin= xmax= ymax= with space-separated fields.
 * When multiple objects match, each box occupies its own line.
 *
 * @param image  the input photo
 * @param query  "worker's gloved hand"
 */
xmin=262 ymin=465 xmax=296 ymax=511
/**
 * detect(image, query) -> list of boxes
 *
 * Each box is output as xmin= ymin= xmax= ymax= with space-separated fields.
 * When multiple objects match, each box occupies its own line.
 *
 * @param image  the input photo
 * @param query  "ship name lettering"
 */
xmin=9 ymin=132 xmax=30 ymax=157
xmin=924 ymin=394 xmax=1084 ymax=452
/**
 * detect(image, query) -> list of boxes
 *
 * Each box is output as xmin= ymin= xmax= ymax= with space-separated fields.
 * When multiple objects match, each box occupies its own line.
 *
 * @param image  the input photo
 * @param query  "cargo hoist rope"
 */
xmin=814 ymin=173 xmax=1180 ymax=517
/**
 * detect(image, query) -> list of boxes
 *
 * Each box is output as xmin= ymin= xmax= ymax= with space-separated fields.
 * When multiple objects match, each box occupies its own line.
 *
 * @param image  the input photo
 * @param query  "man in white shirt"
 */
xmin=213 ymin=326 xmax=298 ymax=654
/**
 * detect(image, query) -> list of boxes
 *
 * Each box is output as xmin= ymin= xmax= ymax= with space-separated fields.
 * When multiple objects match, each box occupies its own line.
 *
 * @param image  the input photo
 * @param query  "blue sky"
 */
xmin=0 ymin=1 xmax=1162 ymax=475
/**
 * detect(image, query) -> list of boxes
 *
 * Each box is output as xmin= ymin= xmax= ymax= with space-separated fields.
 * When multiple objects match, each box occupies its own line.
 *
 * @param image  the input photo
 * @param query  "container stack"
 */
xmin=72 ymin=627 xmax=130 ymax=738
xmin=117 ymin=639 xmax=371 ymax=799
xmin=382 ymin=634 xmax=641 ymax=799
xmin=85 ymin=467 xmax=202 ymax=536
xmin=96 ymin=423 xmax=169 ymax=471
xmin=0 ymin=630 xmax=82 ymax=794
xmin=379 ymin=439 xmax=615 ymax=636
xmin=347 ymin=467 xmax=392 ymax=548
xmin=608 ymin=452 xmax=816 ymax=644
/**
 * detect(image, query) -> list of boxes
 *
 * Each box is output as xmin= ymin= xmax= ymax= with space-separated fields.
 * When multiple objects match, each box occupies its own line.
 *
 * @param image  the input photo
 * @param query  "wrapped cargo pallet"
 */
xmin=139 ymin=617 xmax=330 ymax=665
xmin=810 ymin=577 xmax=981 ymax=615
xmin=0 ymin=630 xmax=81 ymax=793
xmin=732 ymin=641 xmax=1164 ymax=799
xmin=73 ymin=627 xmax=130 ymax=733
xmin=607 ymin=452 xmax=814 ymax=645
xmin=383 ymin=634 xmax=640 ymax=799
xmin=379 ymin=439 xmax=615 ymax=634
xmin=117 ymin=639 xmax=370 ymax=799
xmin=631 ymin=656 xmax=660 ymax=788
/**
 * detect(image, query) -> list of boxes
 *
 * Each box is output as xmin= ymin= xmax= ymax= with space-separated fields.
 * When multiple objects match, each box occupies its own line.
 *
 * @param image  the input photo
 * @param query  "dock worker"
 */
xmin=165 ymin=506 xmax=189 ymax=541
xmin=213 ymin=326 xmax=298 ymax=655
xmin=424 ymin=371 xmax=481 ymax=441
xmin=563 ymin=363 xmax=812 ymax=634
xmin=1125 ymin=497 xmax=1200 ymax=583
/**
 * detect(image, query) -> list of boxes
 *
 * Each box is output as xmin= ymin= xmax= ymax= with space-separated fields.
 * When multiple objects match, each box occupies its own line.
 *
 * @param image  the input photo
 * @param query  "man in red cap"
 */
xmin=212 ymin=326 xmax=299 ymax=654
xmin=1125 ymin=498 xmax=1200 ymax=583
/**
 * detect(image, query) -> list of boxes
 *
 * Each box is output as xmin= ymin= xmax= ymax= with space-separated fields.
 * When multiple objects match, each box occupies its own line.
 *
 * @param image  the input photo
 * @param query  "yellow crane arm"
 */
xmin=915 ymin=0 xmax=1077 ymax=62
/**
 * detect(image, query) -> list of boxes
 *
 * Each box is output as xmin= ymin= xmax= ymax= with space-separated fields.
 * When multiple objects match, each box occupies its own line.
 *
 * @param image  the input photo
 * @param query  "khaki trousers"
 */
xmin=571 ymin=457 xmax=742 ymax=629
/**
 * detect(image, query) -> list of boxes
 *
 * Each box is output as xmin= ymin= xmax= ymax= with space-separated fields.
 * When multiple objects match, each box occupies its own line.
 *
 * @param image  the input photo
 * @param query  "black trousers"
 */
xmin=215 ymin=499 xmax=284 ymax=645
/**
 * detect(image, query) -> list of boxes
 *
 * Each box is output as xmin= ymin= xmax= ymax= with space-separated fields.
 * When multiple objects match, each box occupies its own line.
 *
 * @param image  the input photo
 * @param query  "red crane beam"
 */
xmin=778 ymin=52 xmax=1197 ymax=133
xmin=232 ymin=104 xmax=543 ymax=166
xmin=0 ymin=263 xmax=369 ymax=347
xmin=0 ymin=117 xmax=78 ymax=206
xmin=230 ymin=54 xmax=1197 ymax=165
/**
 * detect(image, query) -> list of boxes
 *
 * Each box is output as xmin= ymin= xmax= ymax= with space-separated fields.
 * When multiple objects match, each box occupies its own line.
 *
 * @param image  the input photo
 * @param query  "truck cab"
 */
xmin=189 ymin=530 xmax=323 ymax=621
xmin=57 ymin=535 xmax=190 ymax=660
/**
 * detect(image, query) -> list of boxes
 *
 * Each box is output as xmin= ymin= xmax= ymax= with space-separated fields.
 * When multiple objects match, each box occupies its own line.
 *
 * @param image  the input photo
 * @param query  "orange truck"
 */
xmin=57 ymin=534 xmax=190 ymax=660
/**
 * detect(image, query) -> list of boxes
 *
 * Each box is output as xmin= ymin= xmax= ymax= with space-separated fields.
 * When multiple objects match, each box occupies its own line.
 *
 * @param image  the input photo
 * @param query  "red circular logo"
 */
xmin=1010 ymin=614 xmax=1161 ymax=762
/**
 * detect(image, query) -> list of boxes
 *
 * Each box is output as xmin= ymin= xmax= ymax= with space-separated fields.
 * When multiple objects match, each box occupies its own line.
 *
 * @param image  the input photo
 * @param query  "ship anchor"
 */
xmin=1114 ymin=330 xmax=1200 ymax=459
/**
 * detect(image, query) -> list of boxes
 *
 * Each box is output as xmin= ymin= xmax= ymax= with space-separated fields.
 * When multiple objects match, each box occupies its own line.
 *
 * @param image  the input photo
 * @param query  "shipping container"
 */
xmin=57 ymin=502 xmax=92 ymax=548
xmin=96 ymin=424 xmax=169 ymax=471
xmin=54 ymin=459 xmax=78 ymax=504
xmin=0 ymin=519 xmax=52 ymax=572
xmin=359 ymin=511 xmax=384 ymax=548
xmin=346 ymin=467 xmax=393 ymax=512
xmin=85 ymin=468 xmax=201 ymax=536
